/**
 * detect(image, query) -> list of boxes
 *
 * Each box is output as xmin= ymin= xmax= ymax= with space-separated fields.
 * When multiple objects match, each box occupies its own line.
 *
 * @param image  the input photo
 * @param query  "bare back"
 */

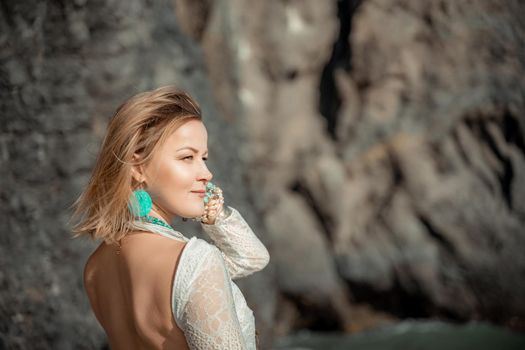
xmin=83 ymin=232 xmax=190 ymax=350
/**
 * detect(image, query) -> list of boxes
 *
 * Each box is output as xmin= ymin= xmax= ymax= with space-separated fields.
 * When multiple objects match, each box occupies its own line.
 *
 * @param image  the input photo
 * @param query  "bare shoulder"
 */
xmin=120 ymin=232 xmax=188 ymax=269
xmin=84 ymin=233 xmax=187 ymax=284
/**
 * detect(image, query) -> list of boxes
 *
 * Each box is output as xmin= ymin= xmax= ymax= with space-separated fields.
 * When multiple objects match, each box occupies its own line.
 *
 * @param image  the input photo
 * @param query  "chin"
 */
xmin=187 ymin=205 xmax=205 ymax=218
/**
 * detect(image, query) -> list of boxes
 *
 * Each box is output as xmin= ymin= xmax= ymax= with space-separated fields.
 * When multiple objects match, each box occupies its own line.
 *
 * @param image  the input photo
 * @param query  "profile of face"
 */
xmin=132 ymin=119 xmax=213 ymax=222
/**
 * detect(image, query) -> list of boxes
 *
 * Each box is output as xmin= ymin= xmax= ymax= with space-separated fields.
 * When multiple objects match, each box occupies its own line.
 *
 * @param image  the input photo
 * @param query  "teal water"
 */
xmin=273 ymin=320 xmax=525 ymax=350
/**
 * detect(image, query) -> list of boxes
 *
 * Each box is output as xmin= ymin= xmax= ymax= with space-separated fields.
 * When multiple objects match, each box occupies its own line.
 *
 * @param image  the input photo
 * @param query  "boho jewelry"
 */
xmin=199 ymin=182 xmax=224 ymax=224
xmin=143 ymin=215 xmax=174 ymax=230
xmin=128 ymin=189 xmax=152 ymax=217
xmin=182 ymin=181 xmax=224 ymax=223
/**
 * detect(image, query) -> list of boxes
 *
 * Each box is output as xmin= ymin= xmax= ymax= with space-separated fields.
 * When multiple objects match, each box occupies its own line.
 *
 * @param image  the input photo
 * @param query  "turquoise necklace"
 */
xmin=143 ymin=215 xmax=174 ymax=230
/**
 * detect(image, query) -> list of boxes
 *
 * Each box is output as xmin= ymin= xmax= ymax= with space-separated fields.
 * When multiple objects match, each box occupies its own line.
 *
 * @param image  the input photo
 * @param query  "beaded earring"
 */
xmin=128 ymin=189 xmax=152 ymax=217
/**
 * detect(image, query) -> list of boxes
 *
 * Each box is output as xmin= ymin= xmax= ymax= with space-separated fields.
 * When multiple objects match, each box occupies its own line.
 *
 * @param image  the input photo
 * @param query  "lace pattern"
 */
xmin=201 ymin=206 xmax=270 ymax=280
xmin=130 ymin=206 xmax=268 ymax=349
xmin=174 ymin=239 xmax=248 ymax=349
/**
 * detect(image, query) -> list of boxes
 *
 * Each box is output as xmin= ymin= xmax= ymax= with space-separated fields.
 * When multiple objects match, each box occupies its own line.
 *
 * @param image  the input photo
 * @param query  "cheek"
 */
xmin=156 ymin=162 xmax=194 ymax=191
xmin=148 ymin=161 xmax=205 ymax=215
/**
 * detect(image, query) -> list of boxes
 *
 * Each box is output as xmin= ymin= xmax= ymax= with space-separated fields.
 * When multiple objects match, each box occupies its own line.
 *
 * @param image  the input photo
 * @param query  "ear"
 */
xmin=130 ymin=153 xmax=146 ymax=184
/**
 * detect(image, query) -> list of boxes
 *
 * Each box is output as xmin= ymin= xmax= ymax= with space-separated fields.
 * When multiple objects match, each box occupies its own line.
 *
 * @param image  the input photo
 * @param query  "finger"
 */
xmin=205 ymin=204 xmax=217 ymax=212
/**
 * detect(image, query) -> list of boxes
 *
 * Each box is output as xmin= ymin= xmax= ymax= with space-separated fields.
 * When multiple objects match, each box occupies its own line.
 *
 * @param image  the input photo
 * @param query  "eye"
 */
xmin=182 ymin=155 xmax=208 ymax=162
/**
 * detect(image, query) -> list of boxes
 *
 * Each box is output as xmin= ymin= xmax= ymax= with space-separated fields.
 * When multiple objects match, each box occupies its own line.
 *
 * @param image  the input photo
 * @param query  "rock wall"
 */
xmin=1 ymin=0 xmax=524 ymax=348
xmin=329 ymin=0 xmax=525 ymax=327
xmin=178 ymin=0 xmax=525 ymax=333
xmin=0 ymin=0 xmax=274 ymax=348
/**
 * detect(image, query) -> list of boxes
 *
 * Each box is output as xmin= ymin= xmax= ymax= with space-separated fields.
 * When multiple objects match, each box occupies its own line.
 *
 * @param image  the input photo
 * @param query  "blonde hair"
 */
xmin=69 ymin=86 xmax=202 ymax=244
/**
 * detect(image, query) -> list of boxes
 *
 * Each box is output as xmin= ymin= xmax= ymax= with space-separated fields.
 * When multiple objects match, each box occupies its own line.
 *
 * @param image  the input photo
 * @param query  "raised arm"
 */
xmin=176 ymin=244 xmax=248 ymax=349
xmin=201 ymin=206 xmax=270 ymax=280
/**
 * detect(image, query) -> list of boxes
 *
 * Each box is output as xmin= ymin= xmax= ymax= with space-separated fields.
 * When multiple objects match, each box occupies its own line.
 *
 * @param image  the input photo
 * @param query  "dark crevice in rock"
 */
xmin=449 ymin=126 xmax=497 ymax=196
xmin=428 ymin=141 xmax=451 ymax=175
xmin=460 ymin=264 xmax=519 ymax=325
xmin=342 ymin=275 xmax=464 ymax=321
xmin=499 ymin=153 xmax=513 ymax=210
xmin=281 ymin=291 xmax=345 ymax=331
xmin=286 ymin=69 xmax=298 ymax=80
xmin=451 ymin=126 xmax=471 ymax=167
xmin=376 ymin=211 xmax=405 ymax=258
xmin=502 ymin=109 xmax=525 ymax=159
xmin=376 ymin=147 xmax=404 ymax=217
xmin=387 ymin=147 xmax=404 ymax=187
xmin=417 ymin=212 xmax=457 ymax=255
xmin=465 ymin=117 xmax=514 ymax=210
xmin=0 ymin=3 xmax=14 ymax=34
xmin=318 ymin=0 xmax=361 ymax=140
xmin=289 ymin=180 xmax=335 ymax=243
xmin=422 ymin=12 xmax=434 ymax=28
xmin=356 ymin=213 xmax=447 ymax=319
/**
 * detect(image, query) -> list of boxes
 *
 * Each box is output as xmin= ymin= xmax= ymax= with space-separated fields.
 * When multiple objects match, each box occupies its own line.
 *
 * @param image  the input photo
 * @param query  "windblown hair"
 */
xmin=70 ymin=86 xmax=202 ymax=244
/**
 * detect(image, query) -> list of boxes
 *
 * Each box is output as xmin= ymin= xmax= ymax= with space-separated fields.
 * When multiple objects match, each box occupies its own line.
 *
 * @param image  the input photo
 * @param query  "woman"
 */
xmin=71 ymin=86 xmax=270 ymax=349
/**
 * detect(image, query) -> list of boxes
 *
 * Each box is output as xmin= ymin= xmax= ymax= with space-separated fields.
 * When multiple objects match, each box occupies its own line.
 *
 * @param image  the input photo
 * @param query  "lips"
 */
xmin=191 ymin=190 xmax=206 ymax=198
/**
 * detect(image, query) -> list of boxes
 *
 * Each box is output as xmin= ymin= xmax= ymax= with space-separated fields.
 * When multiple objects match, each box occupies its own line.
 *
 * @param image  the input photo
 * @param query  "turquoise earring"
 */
xmin=128 ymin=189 xmax=152 ymax=217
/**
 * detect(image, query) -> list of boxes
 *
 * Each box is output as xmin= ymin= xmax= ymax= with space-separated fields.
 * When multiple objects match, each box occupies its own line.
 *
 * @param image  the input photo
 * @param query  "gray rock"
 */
xmin=2 ymin=0 xmax=525 ymax=348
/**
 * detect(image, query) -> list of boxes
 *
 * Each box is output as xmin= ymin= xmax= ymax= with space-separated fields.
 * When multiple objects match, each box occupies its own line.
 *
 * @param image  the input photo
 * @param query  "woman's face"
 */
xmin=136 ymin=119 xmax=213 ymax=222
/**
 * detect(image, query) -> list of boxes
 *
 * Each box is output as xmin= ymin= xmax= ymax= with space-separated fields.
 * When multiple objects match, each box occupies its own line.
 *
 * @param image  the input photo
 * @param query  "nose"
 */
xmin=199 ymin=161 xmax=213 ymax=183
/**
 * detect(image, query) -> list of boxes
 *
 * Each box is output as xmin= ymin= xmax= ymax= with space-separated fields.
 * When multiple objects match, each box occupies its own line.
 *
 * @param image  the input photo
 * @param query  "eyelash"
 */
xmin=183 ymin=156 xmax=208 ymax=161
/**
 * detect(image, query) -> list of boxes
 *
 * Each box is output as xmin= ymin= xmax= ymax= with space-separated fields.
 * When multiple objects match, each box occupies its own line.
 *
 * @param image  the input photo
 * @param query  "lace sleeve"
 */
xmin=201 ymin=206 xmax=270 ymax=280
xmin=178 ymin=244 xmax=248 ymax=349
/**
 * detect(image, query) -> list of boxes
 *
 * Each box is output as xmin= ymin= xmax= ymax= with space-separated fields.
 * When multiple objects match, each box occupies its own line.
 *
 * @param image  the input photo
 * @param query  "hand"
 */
xmin=201 ymin=182 xmax=224 ymax=225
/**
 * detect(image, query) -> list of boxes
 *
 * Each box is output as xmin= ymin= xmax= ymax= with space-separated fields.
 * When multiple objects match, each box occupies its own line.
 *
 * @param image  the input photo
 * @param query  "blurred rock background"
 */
xmin=1 ymin=0 xmax=524 ymax=349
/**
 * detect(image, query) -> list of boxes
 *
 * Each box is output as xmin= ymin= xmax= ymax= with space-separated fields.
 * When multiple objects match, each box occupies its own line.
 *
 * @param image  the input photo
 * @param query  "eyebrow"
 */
xmin=176 ymin=146 xmax=208 ymax=154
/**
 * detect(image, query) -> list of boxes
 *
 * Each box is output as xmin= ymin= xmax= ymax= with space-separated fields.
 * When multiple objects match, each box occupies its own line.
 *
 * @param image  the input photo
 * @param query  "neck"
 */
xmin=148 ymin=203 xmax=175 ymax=225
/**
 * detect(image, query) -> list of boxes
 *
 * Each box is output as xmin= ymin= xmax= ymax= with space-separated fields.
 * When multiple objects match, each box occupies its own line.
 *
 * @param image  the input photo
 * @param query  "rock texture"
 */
xmin=1 ymin=0 xmax=525 ymax=348
xmin=1 ymin=0 xmax=274 ymax=348
xmin=331 ymin=0 xmax=525 ymax=327
xmin=179 ymin=0 xmax=525 ymax=334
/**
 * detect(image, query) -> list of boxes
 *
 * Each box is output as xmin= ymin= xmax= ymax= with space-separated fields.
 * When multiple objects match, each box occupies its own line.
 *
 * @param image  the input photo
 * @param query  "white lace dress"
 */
xmin=131 ymin=206 xmax=270 ymax=350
